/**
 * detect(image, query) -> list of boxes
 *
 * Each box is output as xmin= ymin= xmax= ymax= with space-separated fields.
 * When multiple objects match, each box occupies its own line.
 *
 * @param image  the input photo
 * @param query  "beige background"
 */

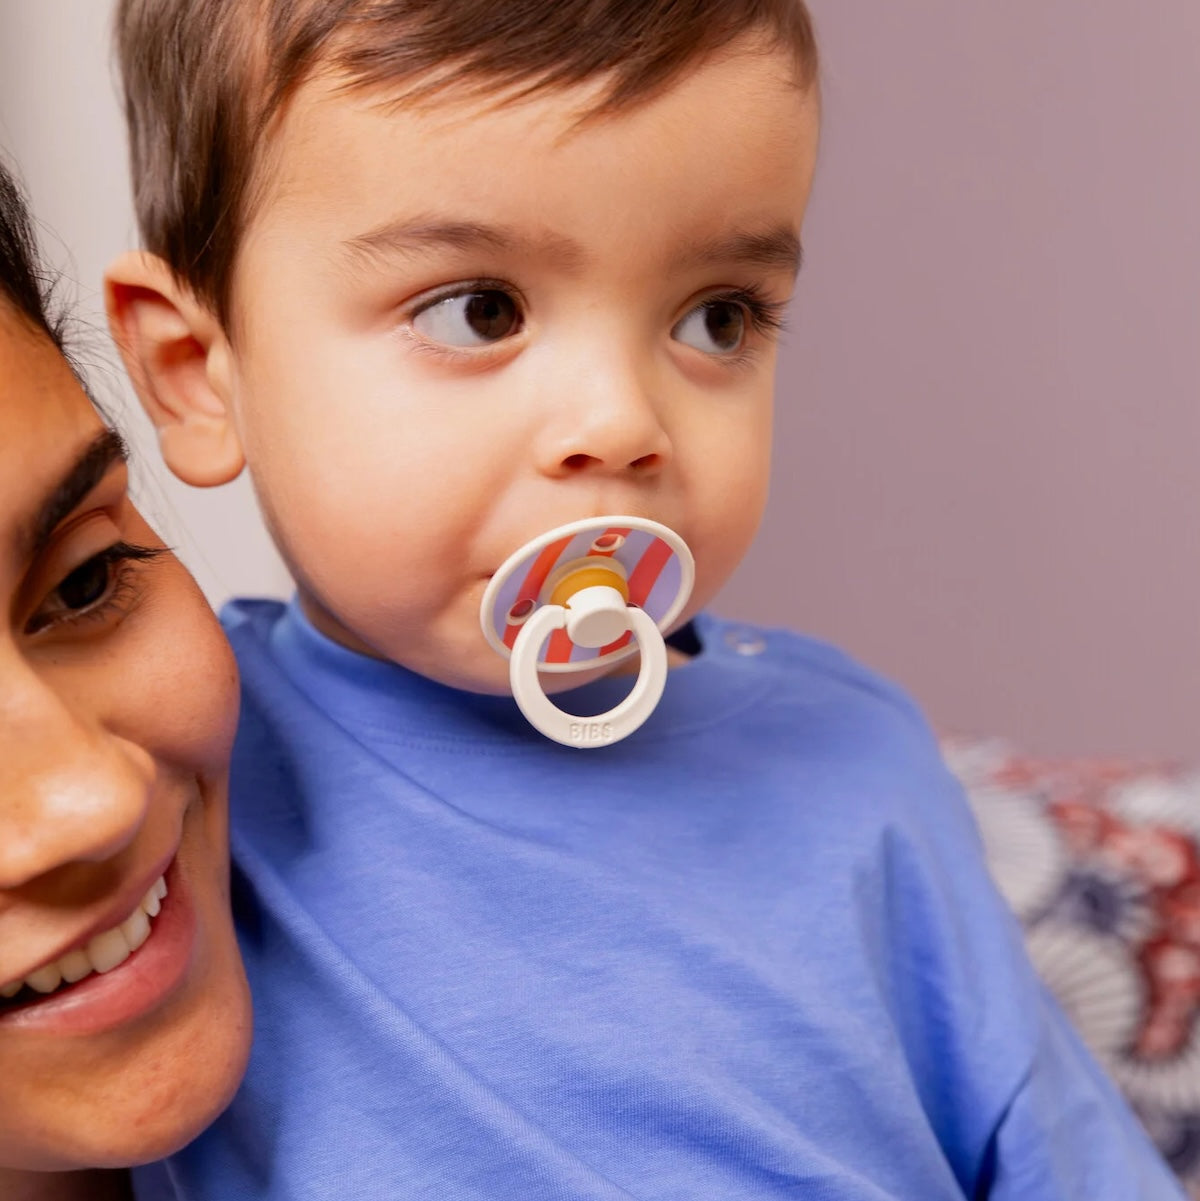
xmin=1 ymin=1 xmax=1197 ymax=758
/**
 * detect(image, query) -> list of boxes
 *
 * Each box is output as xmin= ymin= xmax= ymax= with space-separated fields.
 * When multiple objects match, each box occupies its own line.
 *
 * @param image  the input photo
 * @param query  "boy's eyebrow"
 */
xmin=342 ymin=217 xmax=586 ymax=270
xmin=673 ymin=227 xmax=804 ymax=277
xmin=21 ymin=429 xmax=129 ymax=561
xmin=341 ymin=218 xmax=802 ymax=278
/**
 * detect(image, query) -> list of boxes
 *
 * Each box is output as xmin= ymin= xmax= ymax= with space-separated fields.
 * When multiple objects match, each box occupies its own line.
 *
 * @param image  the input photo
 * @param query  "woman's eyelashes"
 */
xmin=25 ymin=542 xmax=165 ymax=636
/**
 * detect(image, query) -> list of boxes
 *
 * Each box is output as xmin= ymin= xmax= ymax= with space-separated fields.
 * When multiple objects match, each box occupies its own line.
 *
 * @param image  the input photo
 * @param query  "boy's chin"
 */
xmin=418 ymin=656 xmax=627 ymax=700
xmin=296 ymin=592 xmax=651 ymax=699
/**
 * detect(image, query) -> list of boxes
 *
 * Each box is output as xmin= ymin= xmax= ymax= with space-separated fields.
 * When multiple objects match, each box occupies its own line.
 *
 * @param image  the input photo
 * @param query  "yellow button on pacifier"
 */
xmin=545 ymin=558 xmax=631 ymax=649
xmin=547 ymin=560 xmax=630 ymax=609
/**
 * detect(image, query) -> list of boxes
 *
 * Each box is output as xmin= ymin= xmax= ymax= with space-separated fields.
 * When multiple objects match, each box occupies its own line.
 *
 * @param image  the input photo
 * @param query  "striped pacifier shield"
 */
xmin=480 ymin=517 xmax=695 ymax=748
xmin=481 ymin=517 xmax=694 ymax=673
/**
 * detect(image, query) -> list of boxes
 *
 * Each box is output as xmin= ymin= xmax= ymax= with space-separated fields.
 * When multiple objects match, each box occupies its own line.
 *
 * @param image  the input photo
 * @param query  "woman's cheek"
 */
xmin=121 ymin=564 xmax=240 ymax=775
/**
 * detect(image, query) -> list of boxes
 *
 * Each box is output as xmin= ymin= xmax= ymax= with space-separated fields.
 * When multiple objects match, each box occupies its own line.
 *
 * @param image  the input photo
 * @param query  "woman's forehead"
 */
xmin=0 ymin=301 xmax=97 ymax=433
xmin=0 ymin=304 xmax=106 ymax=545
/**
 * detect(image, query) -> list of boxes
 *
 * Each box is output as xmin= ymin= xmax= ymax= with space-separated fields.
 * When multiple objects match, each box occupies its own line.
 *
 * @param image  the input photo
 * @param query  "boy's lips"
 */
xmin=0 ymin=857 xmax=198 ymax=1036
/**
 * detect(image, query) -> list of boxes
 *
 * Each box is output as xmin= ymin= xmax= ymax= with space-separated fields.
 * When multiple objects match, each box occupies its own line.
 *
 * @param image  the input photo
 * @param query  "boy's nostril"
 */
xmin=559 ymin=451 xmax=660 ymax=472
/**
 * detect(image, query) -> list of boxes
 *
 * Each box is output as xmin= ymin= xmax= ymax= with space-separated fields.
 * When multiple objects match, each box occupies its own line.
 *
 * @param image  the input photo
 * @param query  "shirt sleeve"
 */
xmin=983 ymin=982 xmax=1186 ymax=1200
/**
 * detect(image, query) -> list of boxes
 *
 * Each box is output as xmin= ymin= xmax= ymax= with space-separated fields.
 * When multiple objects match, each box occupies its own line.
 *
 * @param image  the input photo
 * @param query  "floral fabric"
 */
xmin=945 ymin=738 xmax=1200 ymax=1198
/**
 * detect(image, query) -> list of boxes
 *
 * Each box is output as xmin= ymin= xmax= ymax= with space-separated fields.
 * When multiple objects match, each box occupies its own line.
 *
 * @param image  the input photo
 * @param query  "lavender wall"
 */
xmin=2 ymin=3 xmax=1197 ymax=758
xmin=717 ymin=2 xmax=1200 ymax=759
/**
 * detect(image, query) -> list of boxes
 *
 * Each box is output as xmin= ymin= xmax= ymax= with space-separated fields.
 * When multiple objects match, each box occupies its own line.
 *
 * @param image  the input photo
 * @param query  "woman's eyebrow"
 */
xmin=22 ymin=429 xmax=129 ymax=560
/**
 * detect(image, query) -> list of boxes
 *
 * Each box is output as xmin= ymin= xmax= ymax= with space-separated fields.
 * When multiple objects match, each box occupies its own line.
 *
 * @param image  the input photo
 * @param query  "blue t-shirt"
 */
xmin=135 ymin=599 xmax=1183 ymax=1199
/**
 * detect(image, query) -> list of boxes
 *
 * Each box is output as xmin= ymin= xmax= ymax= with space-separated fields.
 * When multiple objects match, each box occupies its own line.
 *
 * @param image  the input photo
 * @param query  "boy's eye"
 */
xmin=672 ymin=300 xmax=747 ymax=356
xmin=411 ymin=288 xmax=523 ymax=348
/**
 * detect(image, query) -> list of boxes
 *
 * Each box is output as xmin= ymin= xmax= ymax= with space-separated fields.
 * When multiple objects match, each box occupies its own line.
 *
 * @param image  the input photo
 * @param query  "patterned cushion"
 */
xmin=943 ymin=738 xmax=1200 ymax=1198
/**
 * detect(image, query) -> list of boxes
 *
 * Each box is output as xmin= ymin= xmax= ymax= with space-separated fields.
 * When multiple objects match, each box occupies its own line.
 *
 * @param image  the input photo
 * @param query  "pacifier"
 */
xmin=480 ymin=517 xmax=694 ymax=748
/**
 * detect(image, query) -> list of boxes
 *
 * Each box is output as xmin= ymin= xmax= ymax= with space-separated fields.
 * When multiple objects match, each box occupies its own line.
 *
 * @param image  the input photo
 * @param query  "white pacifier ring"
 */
xmin=480 ymin=516 xmax=694 ymax=748
xmin=510 ymin=593 xmax=667 ymax=748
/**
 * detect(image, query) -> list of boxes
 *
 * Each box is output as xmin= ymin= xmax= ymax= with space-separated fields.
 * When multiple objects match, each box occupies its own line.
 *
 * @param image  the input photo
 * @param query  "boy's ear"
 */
xmin=104 ymin=251 xmax=244 ymax=487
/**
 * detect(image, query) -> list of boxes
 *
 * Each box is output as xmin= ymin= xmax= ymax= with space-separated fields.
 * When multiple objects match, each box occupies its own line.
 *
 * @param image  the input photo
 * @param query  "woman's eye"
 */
xmin=25 ymin=552 xmax=118 ymax=635
xmin=672 ymin=299 xmax=747 ymax=356
xmin=411 ymin=289 xmax=523 ymax=348
xmin=24 ymin=542 xmax=163 ymax=636
xmin=55 ymin=556 xmax=113 ymax=612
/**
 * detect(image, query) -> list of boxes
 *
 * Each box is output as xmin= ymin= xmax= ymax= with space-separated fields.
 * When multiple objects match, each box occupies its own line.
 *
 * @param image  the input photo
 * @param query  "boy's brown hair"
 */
xmin=114 ymin=0 xmax=818 ymax=326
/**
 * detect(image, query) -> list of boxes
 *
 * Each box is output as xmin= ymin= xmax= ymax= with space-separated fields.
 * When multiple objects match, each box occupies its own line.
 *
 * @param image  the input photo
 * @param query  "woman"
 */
xmin=0 ymin=161 xmax=251 ymax=1198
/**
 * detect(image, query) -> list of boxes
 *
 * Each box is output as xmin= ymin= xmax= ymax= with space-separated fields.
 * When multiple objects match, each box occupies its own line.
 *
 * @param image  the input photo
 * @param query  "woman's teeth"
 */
xmin=0 ymin=876 xmax=168 ymax=1001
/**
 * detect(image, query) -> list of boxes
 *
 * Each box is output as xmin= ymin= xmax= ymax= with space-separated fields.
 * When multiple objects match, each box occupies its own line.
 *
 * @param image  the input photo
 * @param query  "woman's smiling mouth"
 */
xmin=0 ymin=859 xmax=199 ymax=1035
xmin=0 ymin=875 xmax=168 ymax=1006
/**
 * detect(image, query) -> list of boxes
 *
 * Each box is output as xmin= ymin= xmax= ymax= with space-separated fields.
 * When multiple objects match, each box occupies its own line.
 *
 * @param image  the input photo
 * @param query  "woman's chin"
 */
xmin=15 ymin=985 xmax=249 ymax=1172
xmin=0 ymin=888 xmax=250 ymax=1174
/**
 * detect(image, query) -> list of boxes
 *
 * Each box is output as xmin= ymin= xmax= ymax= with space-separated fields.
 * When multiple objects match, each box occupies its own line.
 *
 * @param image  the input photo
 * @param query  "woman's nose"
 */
xmin=0 ymin=666 xmax=151 ymax=891
xmin=535 ymin=358 xmax=673 ymax=479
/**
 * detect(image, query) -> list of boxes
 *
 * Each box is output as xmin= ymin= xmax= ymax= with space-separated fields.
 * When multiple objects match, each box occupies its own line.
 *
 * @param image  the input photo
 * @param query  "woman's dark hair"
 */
xmin=0 ymin=157 xmax=68 ymax=350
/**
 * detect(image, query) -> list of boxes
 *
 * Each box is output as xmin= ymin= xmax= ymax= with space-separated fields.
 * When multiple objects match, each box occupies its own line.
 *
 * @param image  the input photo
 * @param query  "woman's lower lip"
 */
xmin=0 ymin=859 xmax=197 ymax=1036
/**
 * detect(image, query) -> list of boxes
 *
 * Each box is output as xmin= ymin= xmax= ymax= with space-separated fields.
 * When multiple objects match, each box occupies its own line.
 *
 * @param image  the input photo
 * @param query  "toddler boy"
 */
xmin=106 ymin=1 xmax=1184 ymax=1197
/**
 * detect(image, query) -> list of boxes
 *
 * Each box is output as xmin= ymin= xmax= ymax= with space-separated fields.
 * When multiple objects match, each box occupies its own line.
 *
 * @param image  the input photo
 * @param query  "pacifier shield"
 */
xmin=481 ymin=517 xmax=694 ymax=673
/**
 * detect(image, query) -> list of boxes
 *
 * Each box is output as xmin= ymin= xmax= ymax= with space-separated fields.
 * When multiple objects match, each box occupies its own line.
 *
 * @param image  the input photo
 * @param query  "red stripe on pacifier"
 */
xmin=502 ymin=533 xmax=574 ymax=649
xmin=596 ymin=537 xmax=671 ymax=657
xmin=598 ymin=630 xmax=634 ymax=656
xmin=545 ymin=627 xmax=575 ymax=663
xmin=627 ymin=536 xmax=673 ymax=607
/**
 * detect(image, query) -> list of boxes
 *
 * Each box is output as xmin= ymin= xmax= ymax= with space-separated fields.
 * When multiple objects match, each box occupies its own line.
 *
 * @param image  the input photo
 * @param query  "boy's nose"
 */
xmin=0 ymin=662 xmax=152 ymax=891
xmin=535 ymin=362 xmax=673 ymax=479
